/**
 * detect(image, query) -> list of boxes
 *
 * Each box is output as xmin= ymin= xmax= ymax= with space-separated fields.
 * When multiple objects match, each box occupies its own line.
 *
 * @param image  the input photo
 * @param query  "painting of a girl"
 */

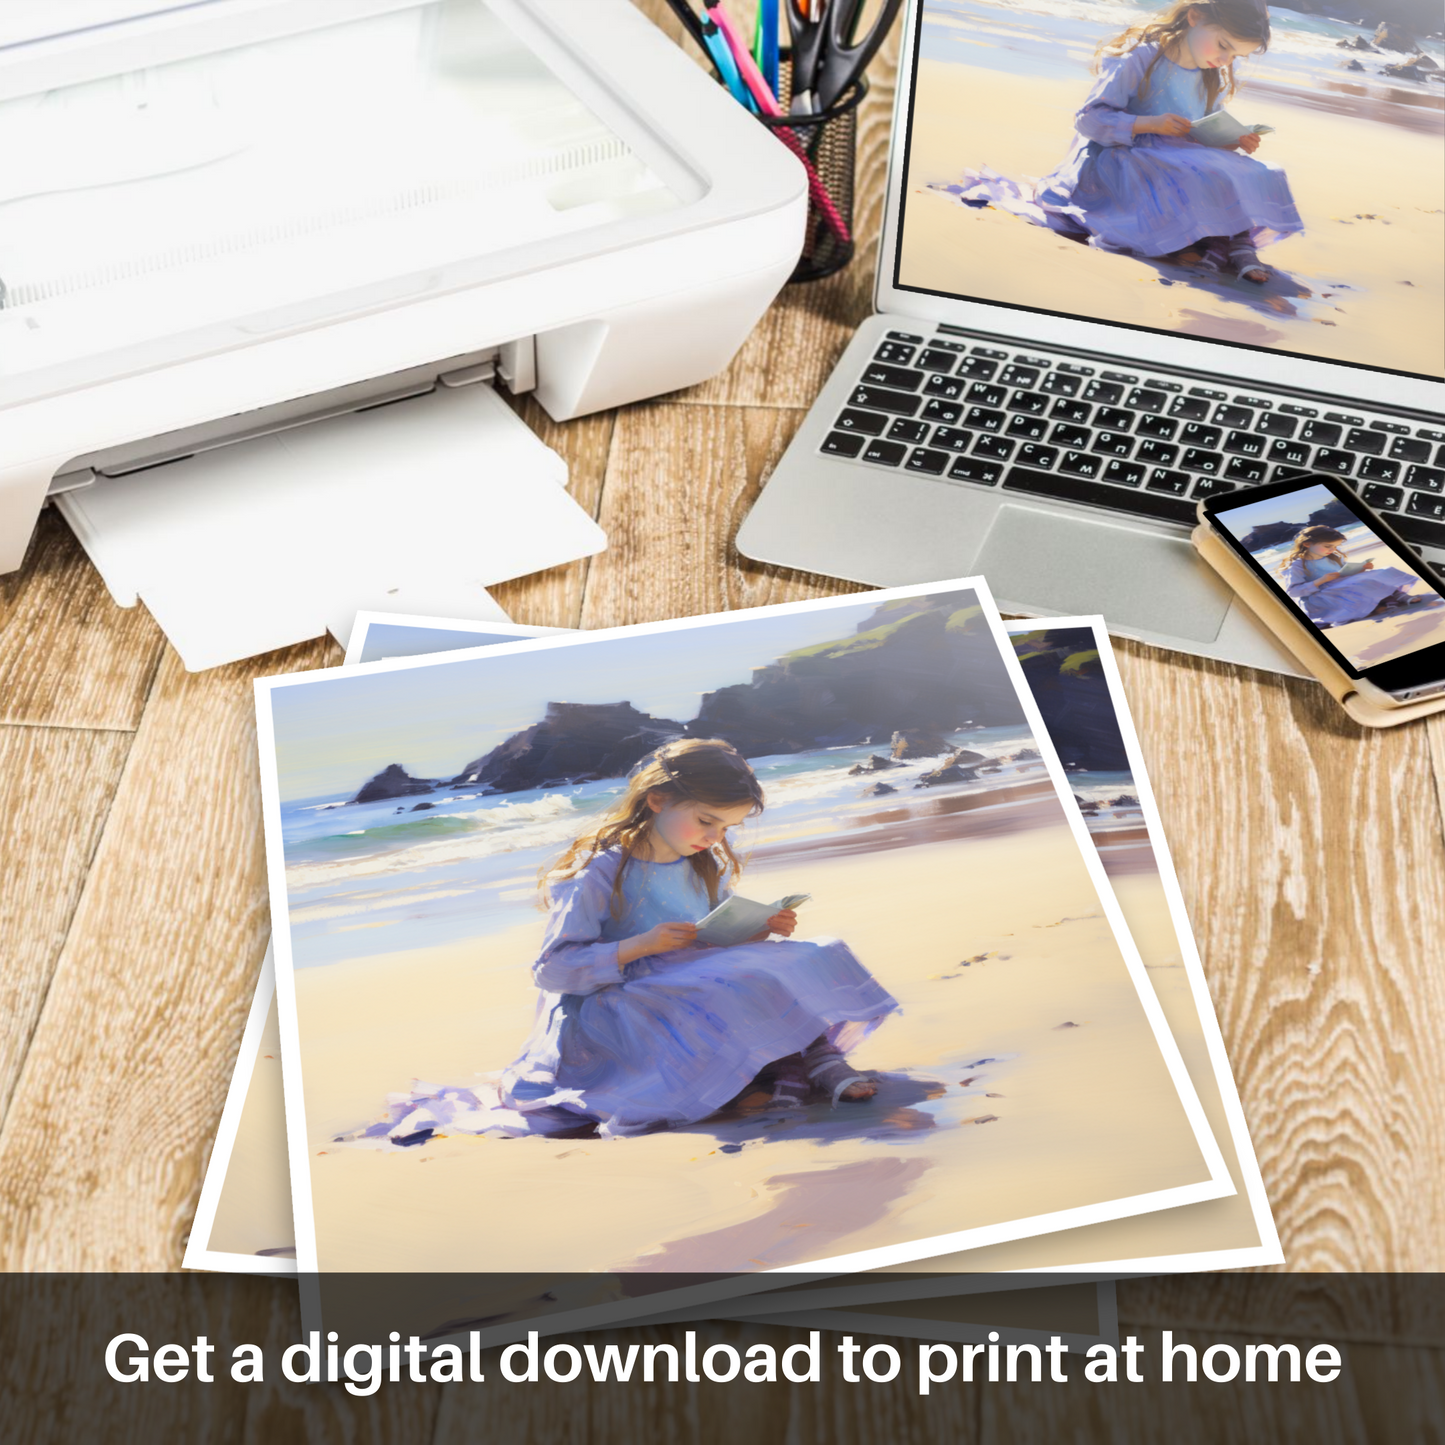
xmin=1278 ymin=525 xmax=1426 ymax=628
xmin=499 ymin=738 xmax=899 ymax=1137
xmin=948 ymin=0 xmax=1302 ymax=282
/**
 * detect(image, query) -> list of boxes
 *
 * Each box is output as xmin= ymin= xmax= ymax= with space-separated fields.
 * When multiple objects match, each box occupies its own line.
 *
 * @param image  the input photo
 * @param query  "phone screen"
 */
xmin=1206 ymin=476 xmax=1445 ymax=690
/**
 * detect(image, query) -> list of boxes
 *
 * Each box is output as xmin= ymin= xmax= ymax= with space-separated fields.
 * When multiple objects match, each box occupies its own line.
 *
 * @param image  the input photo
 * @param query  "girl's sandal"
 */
xmin=767 ymin=1070 xmax=813 ymax=1110
xmin=1192 ymin=238 xmax=1230 ymax=276
xmin=1227 ymin=241 xmax=1270 ymax=283
xmin=806 ymin=1053 xmax=879 ymax=1106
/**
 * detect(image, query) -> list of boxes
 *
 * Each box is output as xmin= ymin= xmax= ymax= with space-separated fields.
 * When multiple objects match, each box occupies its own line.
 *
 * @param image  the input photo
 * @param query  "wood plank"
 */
xmin=0 ymin=725 xmax=134 ymax=1125
xmin=1109 ymin=637 xmax=1445 ymax=1271
xmin=0 ymin=508 xmax=165 ymax=730
xmin=490 ymin=398 xmax=615 ymax=630
xmin=0 ymin=639 xmax=335 ymax=1270
xmin=579 ymin=403 xmax=866 ymax=630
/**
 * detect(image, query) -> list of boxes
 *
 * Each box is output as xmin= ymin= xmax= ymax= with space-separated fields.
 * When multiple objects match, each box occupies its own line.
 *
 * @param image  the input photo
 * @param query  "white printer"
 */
xmin=0 ymin=0 xmax=806 ymax=666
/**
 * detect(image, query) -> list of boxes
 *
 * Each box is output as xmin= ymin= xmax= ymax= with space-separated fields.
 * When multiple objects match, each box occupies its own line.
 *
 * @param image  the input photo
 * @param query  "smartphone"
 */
xmin=1201 ymin=473 xmax=1445 ymax=703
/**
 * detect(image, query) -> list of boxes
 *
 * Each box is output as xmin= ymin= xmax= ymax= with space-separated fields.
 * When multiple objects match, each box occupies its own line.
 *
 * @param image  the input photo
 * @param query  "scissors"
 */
xmin=785 ymin=0 xmax=903 ymax=114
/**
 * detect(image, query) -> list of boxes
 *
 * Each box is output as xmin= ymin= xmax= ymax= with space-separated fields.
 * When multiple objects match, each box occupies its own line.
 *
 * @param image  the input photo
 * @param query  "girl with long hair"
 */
xmin=947 ymin=1 xmax=1301 ymax=281
xmin=1278 ymin=525 xmax=1424 ymax=626
xmin=498 ymin=738 xmax=898 ymax=1137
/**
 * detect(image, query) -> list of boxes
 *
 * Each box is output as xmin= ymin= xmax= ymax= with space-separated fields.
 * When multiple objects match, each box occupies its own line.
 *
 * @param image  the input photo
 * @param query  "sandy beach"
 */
xmin=286 ymin=816 xmax=1212 ymax=1296
xmin=899 ymin=57 xmax=1445 ymax=376
xmin=1311 ymin=532 xmax=1445 ymax=668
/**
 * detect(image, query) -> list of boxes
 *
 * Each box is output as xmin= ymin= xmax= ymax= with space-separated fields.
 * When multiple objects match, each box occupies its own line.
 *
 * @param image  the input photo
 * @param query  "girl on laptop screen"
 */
xmin=953 ymin=0 xmax=1301 ymax=282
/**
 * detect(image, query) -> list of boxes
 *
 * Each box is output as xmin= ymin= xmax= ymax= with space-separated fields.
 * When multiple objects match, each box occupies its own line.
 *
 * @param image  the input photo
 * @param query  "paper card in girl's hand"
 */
xmin=254 ymin=579 xmax=1231 ymax=1337
xmin=696 ymin=892 xmax=812 ymax=947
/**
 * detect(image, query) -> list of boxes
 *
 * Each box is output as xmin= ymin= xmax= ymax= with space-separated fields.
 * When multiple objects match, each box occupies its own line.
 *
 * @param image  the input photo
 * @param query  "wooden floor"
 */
xmin=1 ymin=6 xmax=1441 ymax=1440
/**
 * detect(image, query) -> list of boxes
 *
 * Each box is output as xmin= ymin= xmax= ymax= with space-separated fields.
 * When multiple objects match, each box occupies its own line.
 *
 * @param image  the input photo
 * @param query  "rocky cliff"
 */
xmin=1239 ymin=496 xmax=1359 ymax=553
xmin=1010 ymin=629 xmax=1128 ymax=772
xmin=351 ymin=763 xmax=437 ymax=804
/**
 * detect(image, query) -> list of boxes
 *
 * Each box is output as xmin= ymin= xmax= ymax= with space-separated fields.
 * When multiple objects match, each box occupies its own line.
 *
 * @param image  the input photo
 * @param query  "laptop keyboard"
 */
xmin=821 ymin=329 xmax=1445 ymax=557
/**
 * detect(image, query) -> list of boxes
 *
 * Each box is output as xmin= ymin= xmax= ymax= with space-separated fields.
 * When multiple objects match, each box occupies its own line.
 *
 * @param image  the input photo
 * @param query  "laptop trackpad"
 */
xmin=974 ymin=505 xmax=1233 ymax=643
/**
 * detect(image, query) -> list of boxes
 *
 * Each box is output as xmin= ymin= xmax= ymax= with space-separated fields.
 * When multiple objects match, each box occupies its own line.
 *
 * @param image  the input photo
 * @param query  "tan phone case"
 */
xmin=1191 ymin=519 xmax=1445 ymax=728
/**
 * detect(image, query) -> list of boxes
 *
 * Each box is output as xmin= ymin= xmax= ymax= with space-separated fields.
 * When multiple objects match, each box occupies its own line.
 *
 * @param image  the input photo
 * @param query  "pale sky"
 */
xmin=265 ymin=597 xmax=926 ymax=802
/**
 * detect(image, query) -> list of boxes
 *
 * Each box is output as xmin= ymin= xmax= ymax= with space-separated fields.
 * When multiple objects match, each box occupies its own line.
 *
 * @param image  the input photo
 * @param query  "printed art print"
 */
xmin=253 ymin=582 xmax=1229 ymax=1333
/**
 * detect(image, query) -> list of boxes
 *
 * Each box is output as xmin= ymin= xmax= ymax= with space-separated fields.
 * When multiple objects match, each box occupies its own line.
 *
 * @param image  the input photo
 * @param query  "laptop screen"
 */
xmin=892 ymin=0 xmax=1445 ymax=383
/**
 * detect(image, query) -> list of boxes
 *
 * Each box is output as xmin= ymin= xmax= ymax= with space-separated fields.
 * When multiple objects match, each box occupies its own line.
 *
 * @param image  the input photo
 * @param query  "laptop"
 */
xmin=737 ymin=0 xmax=1444 ymax=674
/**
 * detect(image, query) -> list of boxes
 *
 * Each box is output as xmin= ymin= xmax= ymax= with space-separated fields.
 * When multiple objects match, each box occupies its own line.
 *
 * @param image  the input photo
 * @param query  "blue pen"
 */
xmin=700 ymin=13 xmax=756 ymax=111
xmin=758 ymin=0 xmax=780 ymax=98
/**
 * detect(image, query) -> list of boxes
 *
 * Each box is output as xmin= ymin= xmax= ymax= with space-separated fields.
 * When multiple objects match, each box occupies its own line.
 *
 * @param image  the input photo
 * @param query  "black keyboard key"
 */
xmin=1362 ymin=483 xmax=1403 ymax=511
xmin=1180 ymin=423 xmax=1222 ymax=449
xmin=1192 ymin=476 xmax=1236 ymax=499
xmin=1050 ymin=398 xmax=1092 ymax=424
xmin=1407 ymin=465 xmax=1445 ymax=493
xmin=965 ymin=406 xmax=1006 ymax=432
xmin=1095 ymin=405 xmax=1134 ymax=432
xmin=930 ymin=427 xmax=974 ymax=453
xmin=970 ymin=346 xmax=1009 ymax=359
xmin=1003 ymin=465 xmax=1197 ymax=524
xmin=1093 ymin=432 xmax=1134 ymax=458
xmin=1007 ymin=390 xmax=1050 ymax=416
xmin=924 ymin=374 xmax=966 ymax=400
xmin=973 ymin=435 xmax=1015 ymax=461
xmin=1300 ymin=420 xmax=1341 ymax=447
xmin=850 ymin=384 xmax=921 ymax=417
xmin=1146 ymin=468 xmax=1190 ymax=494
xmin=1423 ymin=429 xmax=1445 ymax=443
xmin=1126 ymin=387 xmax=1167 ymax=413
xmin=1390 ymin=436 xmax=1432 ymax=464
xmin=835 ymin=408 xmax=889 ymax=436
xmin=1136 ymin=414 xmax=1178 ymax=440
xmin=1223 ymin=430 xmax=1266 ymax=458
xmin=958 ymin=356 xmax=999 ymax=380
xmin=1224 ymin=456 xmax=1267 ymax=483
xmin=1407 ymin=490 xmax=1445 ymax=521
xmin=1083 ymin=379 xmax=1123 ymax=405
xmin=1370 ymin=420 xmax=1410 ymax=435
xmin=1182 ymin=448 xmax=1223 ymax=474
xmin=1104 ymin=459 xmax=1146 ymax=487
xmin=1057 ymin=362 xmax=1094 ymax=376
xmin=1359 ymin=457 xmax=1400 ymax=483
xmin=886 ymin=330 xmax=924 ymax=343
xmin=998 ymin=364 xmax=1040 ymax=389
xmin=1136 ymin=440 xmax=1179 ymax=467
xmin=948 ymin=457 xmax=1003 ymax=485
xmin=887 ymin=418 xmax=931 ymax=444
xmin=861 ymin=438 xmax=908 ymax=466
xmin=1060 ymin=451 xmax=1103 ymax=478
xmin=1013 ymin=354 xmax=1050 ymax=367
xmin=1169 ymin=395 xmax=1212 ymax=421
xmin=1393 ymin=512 xmax=1445 ymax=551
xmin=1041 ymin=372 xmax=1081 ymax=397
xmin=1234 ymin=395 xmax=1271 ymax=410
xmin=821 ymin=431 xmax=865 ymax=457
xmin=967 ymin=382 xmax=1008 ymax=407
xmin=874 ymin=342 xmax=916 ymax=365
xmin=1268 ymin=438 xmax=1311 ymax=468
xmin=907 ymin=448 xmax=951 ymax=476
xmin=1102 ymin=370 xmax=1137 ymax=384
xmin=1050 ymin=424 xmax=1091 ymax=450
xmin=1145 ymin=378 xmax=1182 ymax=393
xmin=931 ymin=340 xmax=969 ymax=352
xmin=1324 ymin=412 xmax=1363 ymax=426
xmin=1313 ymin=448 xmax=1354 ymax=476
xmin=1257 ymin=413 xmax=1298 ymax=438
xmin=1006 ymin=414 xmax=1048 ymax=441
xmin=1344 ymin=428 xmax=1385 ymax=456
xmin=1279 ymin=403 xmax=1317 ymax=417
xmin=863 ymin=363 xmax=925 ymax=390
xmin=1438 ymin=445 xmax=1445 ymax=467
xmin=1272 ymin=465 xmax=1316 ymax=482
xmin=922 ymin=398 xmax=963 ymax=424
xmin=916 ymin=348 xmax=960 ymax=374
xmin=1017 ymin=444 xmax=1059 ymax=470
xmin=1215 ymin=404 xmax=1254 ymax=429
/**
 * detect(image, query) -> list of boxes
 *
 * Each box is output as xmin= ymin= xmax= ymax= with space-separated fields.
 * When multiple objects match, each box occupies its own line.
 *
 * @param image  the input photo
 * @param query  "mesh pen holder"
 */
xmin=758 ymin=67 xmax=867 ymax=284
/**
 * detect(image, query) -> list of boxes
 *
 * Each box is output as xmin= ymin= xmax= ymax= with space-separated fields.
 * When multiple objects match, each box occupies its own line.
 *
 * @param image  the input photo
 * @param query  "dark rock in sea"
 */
xmin=352 ymin=763 xmax=435 ymax=804
xmin=1002 ymin=747 xmax=1040 ymax=762
xmin=978 ymin=765 xmax=1002 ymax=774
xmin=861 ymin=781 xmax=898 ymax=796
xmin=688 ymin=598 xmax=1026 ymax=757
xmin=1374 ymin=20 xmax=1419 ymax=49
xmin=916 ymin=751 xmax=982 ymax=787
xmin=450 ymin=701 xmax=685 ymax=794
xmin=1109 ymin=794 xmax=1139 ymax=807
xmin=1337 ymin=33 xmax=1378 ymax=48
xmin=1341 ymin=57 xmax=1367 ymax=68
xmin=889 ymin=728 xmax=951 ymax=759
xmin=1079 ymin=802 xmax=1100 ymax=815
xmin=1240 ymin=520 xmax=1303 ymax=552
xmin=410 ymin=802 xmax=435 ymax=811
xmin=1382 ymin=59 xmax=1429 ymax=77
xmin=847 ymin=754 xmax=901 ymax=776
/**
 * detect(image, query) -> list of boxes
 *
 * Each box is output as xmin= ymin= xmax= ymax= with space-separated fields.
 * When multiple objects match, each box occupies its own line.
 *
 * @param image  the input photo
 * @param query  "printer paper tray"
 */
xmin=56 ymin=384 xmax=604 ymax=671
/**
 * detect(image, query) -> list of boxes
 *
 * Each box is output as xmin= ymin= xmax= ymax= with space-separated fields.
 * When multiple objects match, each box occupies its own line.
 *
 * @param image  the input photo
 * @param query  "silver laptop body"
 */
xmin=738 ymin=1 xmax=1445 ymax=675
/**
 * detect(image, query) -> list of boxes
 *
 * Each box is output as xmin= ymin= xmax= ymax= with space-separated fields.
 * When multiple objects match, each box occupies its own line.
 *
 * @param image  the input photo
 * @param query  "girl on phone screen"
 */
xmin=1279 ymin=525 xmax=1425 ymax=626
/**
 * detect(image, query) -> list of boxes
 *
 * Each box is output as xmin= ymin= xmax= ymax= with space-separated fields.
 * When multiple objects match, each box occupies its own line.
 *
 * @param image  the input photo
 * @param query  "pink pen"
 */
xmin=705 ymin=1 xmax=853 ymax=247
